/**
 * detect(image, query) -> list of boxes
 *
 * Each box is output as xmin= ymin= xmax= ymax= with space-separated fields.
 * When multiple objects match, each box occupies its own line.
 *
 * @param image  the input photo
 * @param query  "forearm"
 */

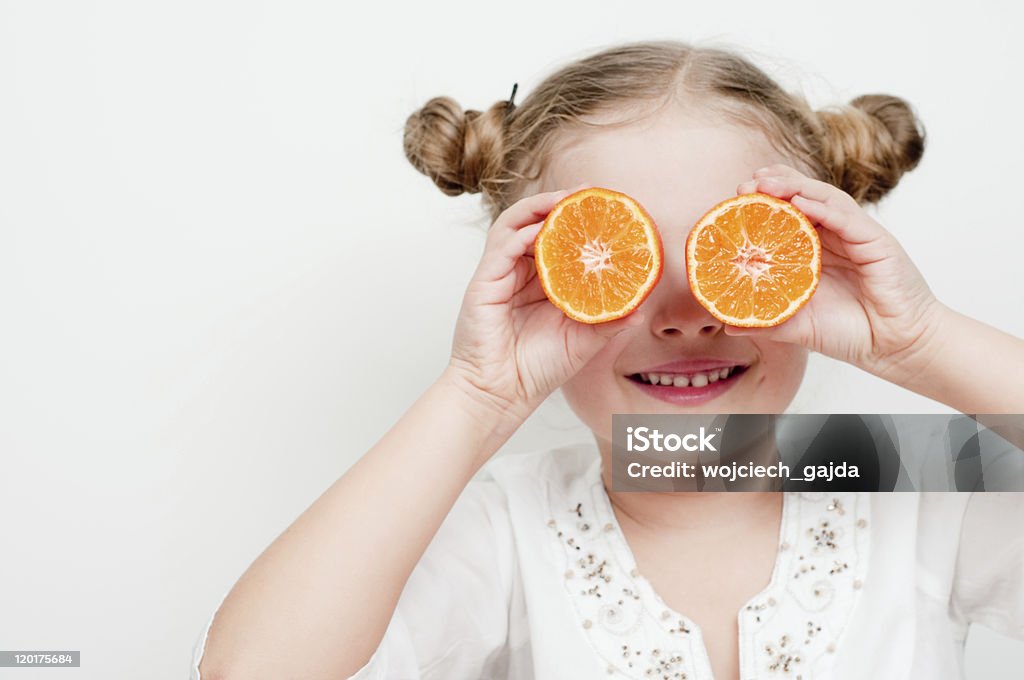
xmin=199 ymin=368 xmax=523 ymax=680
xmin=878 ymin=303 xmax=1024 ymax=414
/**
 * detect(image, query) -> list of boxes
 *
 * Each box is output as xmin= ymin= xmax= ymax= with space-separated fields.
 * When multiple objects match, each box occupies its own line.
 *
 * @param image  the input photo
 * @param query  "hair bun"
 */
xmin=817 ymin=94 xmax=926 ymax=204
xmin=403 ymin=96 xmax=508 ymax=196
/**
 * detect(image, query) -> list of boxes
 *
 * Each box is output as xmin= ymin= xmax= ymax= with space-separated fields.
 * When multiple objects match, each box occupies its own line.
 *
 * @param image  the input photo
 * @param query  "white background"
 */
xmin=1 ymin=1 xmax=1022 ymax=678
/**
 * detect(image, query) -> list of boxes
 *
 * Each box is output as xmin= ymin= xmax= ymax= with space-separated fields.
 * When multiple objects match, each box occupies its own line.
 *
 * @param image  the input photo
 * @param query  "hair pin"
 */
xmin=506 ymin=82 xmax=519 ymax=116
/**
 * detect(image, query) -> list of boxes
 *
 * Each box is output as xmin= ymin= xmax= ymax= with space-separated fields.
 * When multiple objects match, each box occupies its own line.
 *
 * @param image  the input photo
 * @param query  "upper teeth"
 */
xmin=641 ymin=367 xmax=737 ymax=387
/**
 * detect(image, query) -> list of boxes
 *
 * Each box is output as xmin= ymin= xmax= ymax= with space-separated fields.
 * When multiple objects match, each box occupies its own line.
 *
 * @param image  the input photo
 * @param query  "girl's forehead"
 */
xmin=542 ymin=115 xmax=786 ymax=233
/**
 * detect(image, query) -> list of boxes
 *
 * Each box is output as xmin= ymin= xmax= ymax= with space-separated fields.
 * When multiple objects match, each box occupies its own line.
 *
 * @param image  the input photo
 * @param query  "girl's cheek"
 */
xmin=560 ymin=359 xmax=619 ymax=439
xmin=572 ymin=326 xmax=634 ymax=384
xmin=753 ymin=343 xmax=809 ymax=410
xmin=562 ymin=355 xmax=613 ymax=403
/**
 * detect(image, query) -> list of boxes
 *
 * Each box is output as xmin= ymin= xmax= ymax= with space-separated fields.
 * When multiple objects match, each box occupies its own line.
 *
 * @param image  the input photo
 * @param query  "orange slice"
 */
xmin=686 ymin=193 xmax=821 ymax=327
xmin=535 ymin=188 xmax=663 ymax=324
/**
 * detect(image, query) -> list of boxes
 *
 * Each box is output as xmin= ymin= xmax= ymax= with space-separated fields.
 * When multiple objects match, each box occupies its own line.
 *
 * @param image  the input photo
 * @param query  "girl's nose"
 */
xmin=643 ymin=272 xmax=724 ymax=339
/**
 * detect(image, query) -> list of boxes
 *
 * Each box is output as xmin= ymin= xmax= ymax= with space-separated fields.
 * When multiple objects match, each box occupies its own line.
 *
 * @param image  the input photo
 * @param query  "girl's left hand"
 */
xmin=730 ymin=163 xmax=944 ymax=381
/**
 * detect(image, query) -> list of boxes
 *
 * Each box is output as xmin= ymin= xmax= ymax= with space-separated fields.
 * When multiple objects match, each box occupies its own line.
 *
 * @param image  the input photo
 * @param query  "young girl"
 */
xmin=192 ymin=40 xmax=1024 ymax=680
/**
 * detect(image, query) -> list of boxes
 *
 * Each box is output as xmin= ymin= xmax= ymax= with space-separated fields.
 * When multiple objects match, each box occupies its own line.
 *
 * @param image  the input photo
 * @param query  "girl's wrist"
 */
xmin=435 ymin=365 xmax=531 ymax=455
xmin=866 ymin=298 xmax=950 ymax=390
xmin=867 ymin=302 xmax=1024 ymax=413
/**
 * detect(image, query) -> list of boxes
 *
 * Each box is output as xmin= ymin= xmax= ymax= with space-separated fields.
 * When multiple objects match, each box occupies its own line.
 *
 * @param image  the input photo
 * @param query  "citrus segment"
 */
xmin=686 ymin=193 xmax=820 ymax=327
xmin=535 ymin=188 xmax=663 ymax=323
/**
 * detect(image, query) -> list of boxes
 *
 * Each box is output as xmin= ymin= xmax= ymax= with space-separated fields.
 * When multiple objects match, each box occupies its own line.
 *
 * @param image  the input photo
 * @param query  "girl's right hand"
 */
xmin=446 ymin=187 xmax=645 ymax=425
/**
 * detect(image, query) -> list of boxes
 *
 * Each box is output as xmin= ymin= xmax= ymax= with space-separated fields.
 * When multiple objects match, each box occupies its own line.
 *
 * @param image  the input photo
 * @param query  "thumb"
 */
xmin=591 ymin=310 xmax=646 ymax=339
xmin=722 ymin=324 xmax=760 ymax=337
xmin=560 ymin=311 xmax=644 ymax=374
xmin=723 ymin=318 xmax=804 ymax=346
xmin=567 ymin=311 xmax=645 ymax=367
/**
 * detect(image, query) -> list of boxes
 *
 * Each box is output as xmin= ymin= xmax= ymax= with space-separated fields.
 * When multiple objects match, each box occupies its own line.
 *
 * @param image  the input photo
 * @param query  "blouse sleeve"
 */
xmin=189 ymin=476 xmax=515 ymax=679
xmin=949 ymin=491 xmax=1024 ymax=640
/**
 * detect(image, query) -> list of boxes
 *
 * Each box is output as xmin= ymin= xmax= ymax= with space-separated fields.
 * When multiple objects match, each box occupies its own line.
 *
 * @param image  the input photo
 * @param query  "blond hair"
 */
xmin=403 ymin=40 xmax=925 ymax=223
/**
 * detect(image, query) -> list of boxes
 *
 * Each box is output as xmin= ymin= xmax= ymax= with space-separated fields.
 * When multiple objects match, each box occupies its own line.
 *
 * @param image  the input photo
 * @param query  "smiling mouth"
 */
xmin=626 ymin=364 xmax=750 ymax=388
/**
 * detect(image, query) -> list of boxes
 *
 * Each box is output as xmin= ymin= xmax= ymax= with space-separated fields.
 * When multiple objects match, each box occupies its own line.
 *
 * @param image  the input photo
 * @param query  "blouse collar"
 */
xmin=544 ymin=451 xmax=871 ymax=678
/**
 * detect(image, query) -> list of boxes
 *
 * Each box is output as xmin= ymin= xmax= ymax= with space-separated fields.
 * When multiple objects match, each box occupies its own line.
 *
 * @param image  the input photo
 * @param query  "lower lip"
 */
xmin=626 ymin=368 xmax=747 ymax=406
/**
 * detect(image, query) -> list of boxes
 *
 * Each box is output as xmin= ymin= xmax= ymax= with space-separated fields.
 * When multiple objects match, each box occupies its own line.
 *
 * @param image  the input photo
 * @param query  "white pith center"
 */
xmin=580 ymin=238 xmax=613 ymax=275
xmin=732 ymin=242 xmax=772 ymax=280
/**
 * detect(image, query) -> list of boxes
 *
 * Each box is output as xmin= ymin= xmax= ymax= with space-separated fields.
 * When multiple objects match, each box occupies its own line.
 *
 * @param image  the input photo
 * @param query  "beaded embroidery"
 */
xmin=547 ymin=462 xmax=871 ymax=679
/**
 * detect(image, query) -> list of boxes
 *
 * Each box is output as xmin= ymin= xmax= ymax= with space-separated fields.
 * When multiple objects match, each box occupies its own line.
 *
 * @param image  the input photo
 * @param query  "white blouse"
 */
xmin=190 ymin=441 xmax=1024 ymax=679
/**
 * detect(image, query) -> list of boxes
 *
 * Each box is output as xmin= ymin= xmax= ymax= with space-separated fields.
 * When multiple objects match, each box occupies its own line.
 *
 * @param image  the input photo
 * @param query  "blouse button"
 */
xmin=583 ymin=619 xmax=593 ymax=629
xmin=857 ymin=518 xmax=868 ymax=528
xmin=853 ymin=579 xmax=863 ymax=589
xmin=565 ymin=569 xmax=574 ymax=579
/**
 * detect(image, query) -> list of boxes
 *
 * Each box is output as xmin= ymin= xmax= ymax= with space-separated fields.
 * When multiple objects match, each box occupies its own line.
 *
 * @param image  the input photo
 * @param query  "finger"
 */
xmin=491 ymin=183 xmax=591 ymax=234
xmin=474 ymin=220 xmax=545 ymax=283
xmin=735 ymin=176 xmax=884 ymax=246
xmin=722 ymin=312 xmax=809 ymax=346
xmin=511 ymin=277 xmax=547 ymax=309
xmin=571 ymin=312 xmax=647 ymax=357
xmin=821 ymin=246 xmax=857 ymax=272
xmin=510 ymin=260 xmax=546 ymax=305
xmin=480 ymin=183 xmax=591 ymax=273
xmin=478 ymin=181 xmax=596 ymax=281
xmin=590 ymin=310 xmax=646 ymax=336
xmin=819 ymin=228 xmax=847 ymax=258
xmin=736 ymin=174 xmax=841 ymax=205
xmin=789 ymin=194 xmax=885 ymax=246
